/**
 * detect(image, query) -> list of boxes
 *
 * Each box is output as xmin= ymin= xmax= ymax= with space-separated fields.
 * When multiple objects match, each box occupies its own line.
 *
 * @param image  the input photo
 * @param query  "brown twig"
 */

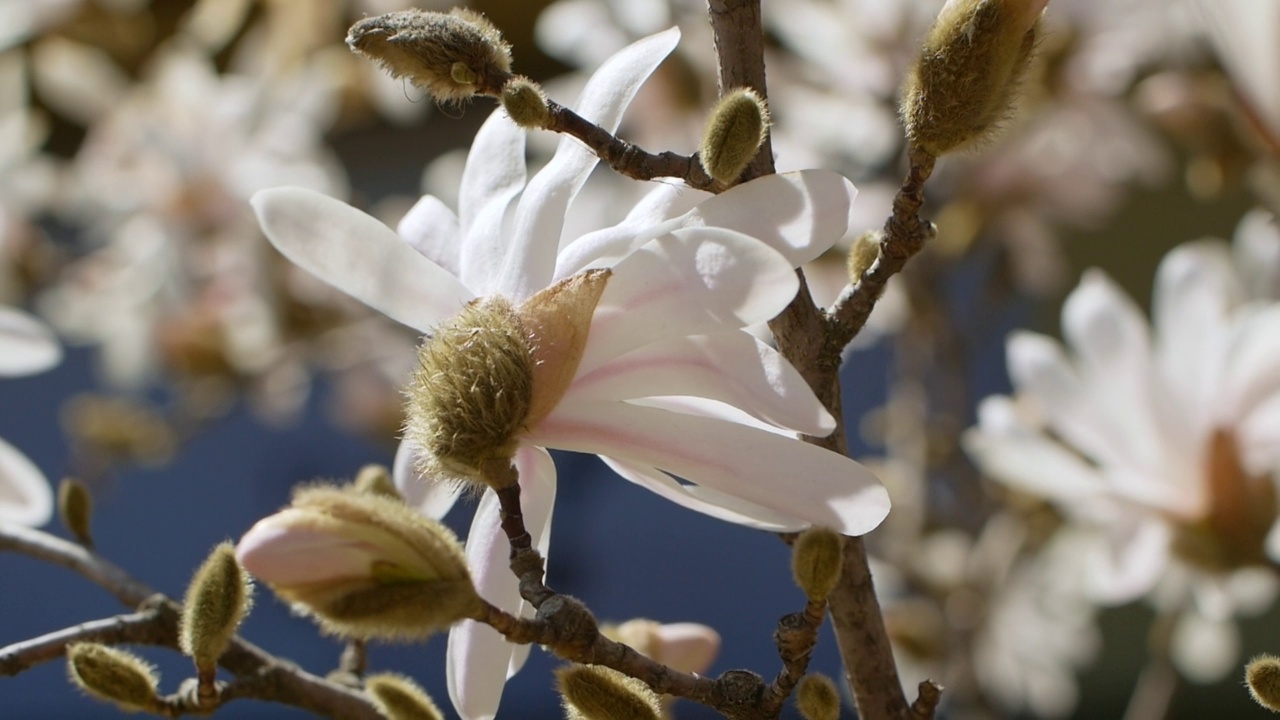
xmin=761 ymin=599 xmax=826 ymax=712
xmin=0 ymin=522 xmax=382 ymax=719
xmin=0 ymin=608 xmax=169 ymax=676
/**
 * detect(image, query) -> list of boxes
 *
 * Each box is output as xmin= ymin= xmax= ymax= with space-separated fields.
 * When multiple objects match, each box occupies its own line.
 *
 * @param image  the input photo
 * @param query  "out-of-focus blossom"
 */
xmin=0 ymin=305 xmax=60 ymax=526
xmin=0 ymin=50 xmax=58 ymax=304
xmin=1195 ymin=0 xmax=1280 ymax=143
xmin=256 ymin=28 xmax=888 ymax=720
xmin=964 ymin=214 xmax=1280 ymax=681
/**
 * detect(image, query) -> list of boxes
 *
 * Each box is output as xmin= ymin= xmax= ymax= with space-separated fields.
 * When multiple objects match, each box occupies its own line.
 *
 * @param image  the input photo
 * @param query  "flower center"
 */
xmin=1172 ymin=429 xmax=1276 ymax=571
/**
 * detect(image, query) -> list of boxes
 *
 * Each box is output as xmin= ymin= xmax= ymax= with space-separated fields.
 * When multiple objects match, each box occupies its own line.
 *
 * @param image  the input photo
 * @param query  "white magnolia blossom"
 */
xmin=253 ymin=28 xmax=890 ymax=720
xmin=0 ymin=305 xmax=59 ymax=526
xmin=964 ymin=212 xmax=1280 ymax=681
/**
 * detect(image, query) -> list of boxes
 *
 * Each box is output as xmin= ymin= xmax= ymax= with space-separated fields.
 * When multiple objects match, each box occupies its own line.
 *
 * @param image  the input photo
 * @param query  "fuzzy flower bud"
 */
xmin=847 ymin=230 xmax=883 ymax=283
xmin=235 ymin=486 xmax=479 ymax=640
xmin=347 ymin=8 xmax=512 ymax=102
xmin=795 ymin=673 xmax=840 ymax=720
xmin=1248 ymin=654 xmax=1280 ymax=712
xmin=901 ymin=0 xmax=1047 ymax=155
xmin=66 ymin=643 xmax=160 ymax=713
xmin=365 ymin=673 xmax=445 ymax=720
xmin=353 ymin=464 xmax=401 ymax=500
xmin=501 ymin=76 xmax=551 ymax=129
xmin=57 ymin=478 xmax=94 ymax=547
xmin=605 ymin=619 xmax=721 ymax=675
xmin=180 ymin=542 xmax=253 ymax=671
xmin=406 ymin=270 xmax=610 ymax=487
xmin=556 ymin=664 xmax=662 ymax=720
xmin=699 ymin=88 xmax=770 ymax=184
xmin=792 ymin=527 xmax=844 ymax=601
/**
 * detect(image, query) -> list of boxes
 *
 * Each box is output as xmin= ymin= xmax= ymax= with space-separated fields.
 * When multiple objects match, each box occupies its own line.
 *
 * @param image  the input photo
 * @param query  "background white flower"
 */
xmin=0 ymin=305 xmax=60 ymax=526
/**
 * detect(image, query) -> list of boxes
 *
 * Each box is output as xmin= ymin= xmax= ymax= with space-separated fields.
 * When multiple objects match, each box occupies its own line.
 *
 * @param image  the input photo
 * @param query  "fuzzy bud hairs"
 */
xmin=699 ymin=88 xmax=770 ymax=184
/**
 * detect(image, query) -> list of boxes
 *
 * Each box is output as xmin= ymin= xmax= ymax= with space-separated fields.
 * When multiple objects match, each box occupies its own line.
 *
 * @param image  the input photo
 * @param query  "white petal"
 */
xmin=252 ymin=188 xmax=475 ymax=332
xmin=554 ymin=170 xmax=854 ymax=278
xmin=397 ymin=195 xmax=461 ymax=276
xmin=962 ymin=397 xmax=1109 ymax=503
xmin=1221 ymin=305 xmax=1280 ymax=421
xmin=0 ymin=435 xmax=52 ymax=526
xmin=497 ymin=28 xmax=681 ymax=299
xmin=578 ymin=227 xmax=798 ymax=375
xmin=1152 ymin=240 xmax=1237 ymax=429
xmin=567 ymin=331 xmax=833 ymax=436
xmin=392 ymin=439 xmax=463 ymax=520
xmin=1170 ymin=609 xmax=1240 ymax=684
xmin=0 ymin=306 xmax=61 ymax=376
xmin=457 ymin=110 xmax=527 ymax=294
xmin=1085 ymin=519 xmax=1171 ymax=604
xmin=446 ymin=447 xmax=555 ymax=720
xmin=532 ymin=400 xmax=889 ymax=535
xmin=553 ymin=182 xmax=710 ymax=280
xmin=1238 ymin=392 xmax=1280 ymax=472
xmin=1233 ymin=208 xmax=1280 ymax=301
xmin=600 ymin=455 xmax=808 ymax=531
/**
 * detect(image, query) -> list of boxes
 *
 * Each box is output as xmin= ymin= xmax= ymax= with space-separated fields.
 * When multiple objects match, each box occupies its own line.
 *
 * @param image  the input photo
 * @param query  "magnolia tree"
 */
xmin=3 ymin=0 xmax=1280 ymax=719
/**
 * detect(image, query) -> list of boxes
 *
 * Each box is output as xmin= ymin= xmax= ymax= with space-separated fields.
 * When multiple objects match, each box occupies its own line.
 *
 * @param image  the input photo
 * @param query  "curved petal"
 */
xmin=446 ymin=447 xmax=556 ymax=720
xmin=532 ymin=400 xmax=888 ymax=535
xmin=1221 ymin=304 xmax=1280 ymax=421
xmin=1085 ymin=519 xmax=1170 ymax=604
xmin=497 ymin=28 xmax=681 ymax=299
xmin=1233 ymin=208 xmax=1280 ymax=300
xmin=567 ymin=331 xmax=833 ymax=436
xmin=1170 ymin=608 xmax=1239 ymax=684
xmin=397 ymin=195 xmax=461 ymax=276
xmin=554 ymin=182 xmax=711 ymax=280
xmin=458 ymin=110 xmax=527 ymax=294
xmin=1152 ymin=240 xmax=1236 ymax=429
xmin=601 ymin=455 xmax=808 ymax=531
xmin=578 ymin=228 xmax=798 ymax=375
xmin=0 ymin=306 xmax=61 ymax=377
xmin=252 ymin=187 xmax=475 ymax=332
xmin=392 ymin=439 xmax=464 ymax=520
xmin=0 ymin=435 xmax=52 ymax=526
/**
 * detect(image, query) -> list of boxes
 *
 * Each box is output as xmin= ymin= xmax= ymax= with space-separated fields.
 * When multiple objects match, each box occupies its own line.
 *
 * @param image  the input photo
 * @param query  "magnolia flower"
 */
xmin=0 ymin=305 xmax=60 ymax=525
xmin=964 ymin=221 xmax=1280 ymax=681
xmin=254 ymin=28 xmax=888 ymax=720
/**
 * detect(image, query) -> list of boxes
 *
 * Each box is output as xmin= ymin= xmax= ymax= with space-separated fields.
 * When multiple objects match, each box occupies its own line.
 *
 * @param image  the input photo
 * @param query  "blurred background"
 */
xmin=1 ymin=0 xmax=1279 ymax=717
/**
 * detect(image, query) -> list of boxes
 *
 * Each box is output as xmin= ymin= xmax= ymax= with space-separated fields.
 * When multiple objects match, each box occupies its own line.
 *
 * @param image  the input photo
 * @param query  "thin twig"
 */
xmin=762 ymin=599 xmax=826 ymax=712
xmin=0 ymin=609 xmax=168 ymax=676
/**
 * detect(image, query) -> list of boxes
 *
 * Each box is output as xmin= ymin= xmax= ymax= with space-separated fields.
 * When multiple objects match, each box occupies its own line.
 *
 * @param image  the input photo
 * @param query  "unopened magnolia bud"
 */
xmin=57 ymin=478 xmax=93 ymax=547
xmin=792 ymin=527 xmax=843 ymax=601
xmin=406 ymin=270 xmax=610 ymax=487
xmin=557 ymin=665 xmax=662 ymax=720
xmin=1248 ymin=654 xmax=1280 ymax=712
xmin=365 ymin=673 xmax=444 ymax=720
xmin=699 ymin=88 xmax=769 ymax=184
xmin=347 ymin=8 xmax=512 ymax=102
xmin=180 ymin=542 xmax=252 ymax=670
xmin=606 ymin=619 xmax=721 ymax=675
xmin=901 ymin=0 xmax=1047 ymax=155
xmin=501 ymin=77 xmax=551 ymax=129
xmin=353 ymin=464 xmax=401 ymax=500
xmin=236 ymin=486 xmax=479 ymax=640
xmin=67 ymin=643 xmax=160 ymax=713
xmin=795 ymin=673 xmax=840 ymax=720
xmin=847 ymin=231 xmax=883 ymax=283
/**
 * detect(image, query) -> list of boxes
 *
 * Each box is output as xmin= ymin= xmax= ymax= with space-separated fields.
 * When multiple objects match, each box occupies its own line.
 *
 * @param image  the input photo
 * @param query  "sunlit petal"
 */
xmin=0 ymin=306 xmax=61 ymax=377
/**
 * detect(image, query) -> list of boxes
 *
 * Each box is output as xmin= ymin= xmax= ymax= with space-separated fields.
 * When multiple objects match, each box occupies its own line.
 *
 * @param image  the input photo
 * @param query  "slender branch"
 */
xmin=0 ymin=609 xmax=169 ymax=676
xmin=0 ymin=522 xmax=382 ymax=719
xmin=827 ymin=145 xmax=937 ymax=349
xmin=761 ymin=599 xmax=825 ymax=712
xmin=1122 ymin=613 xmax=1180 ymax=720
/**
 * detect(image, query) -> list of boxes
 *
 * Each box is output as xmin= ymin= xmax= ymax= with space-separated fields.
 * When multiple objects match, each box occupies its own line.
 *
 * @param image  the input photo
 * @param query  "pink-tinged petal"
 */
xmin=567 ymin=331 xmax=833 ymax=437
xmin=497 ymin=28 xmax=681 ymax=300
xmin=397 ymin=195 xmax=461 ymax=276
xmin=0 ymin=436 xmax=52 ymax=526
xmin=252 ymin=187 xmax=475 ymax=332
xmin=554 ymin=183 xmax=710 ymax=280
xmin=458 ymin=110 xmax=526 ymax=294
xmin=962 ymin=397 xmax=1109 ymax=503
xmin=1221 ymin=305 xmax=1280 ymax=421
xmin=533 ymin=401 xmax=888 ymax=535
xmin=578 ymin=228 xmax=798 ymax=375
xmin=236 ymin=512 xmax=390 ymax=586
xmin=600 ymin=455 xmax=808 ymax=531
xmin=446 ymin=447 xmax=555 ymax=720
xmin=1152 ymin=240 xmax=1237 ymax=430
xmin=1233 ymin=208 xmax=1280 ymax=300
xmin=1006 ymin=332 xmax=1124 ymax=469
xmin=1085 ymin=519 xmax=1170 ymax=604
xmin=392 ymin=439 xmax=463 ymax=520
xmin=1060 ymin=270 xmax=1173 ymax=474
xmin=0 ymin=306 xmax=61 ymax=377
